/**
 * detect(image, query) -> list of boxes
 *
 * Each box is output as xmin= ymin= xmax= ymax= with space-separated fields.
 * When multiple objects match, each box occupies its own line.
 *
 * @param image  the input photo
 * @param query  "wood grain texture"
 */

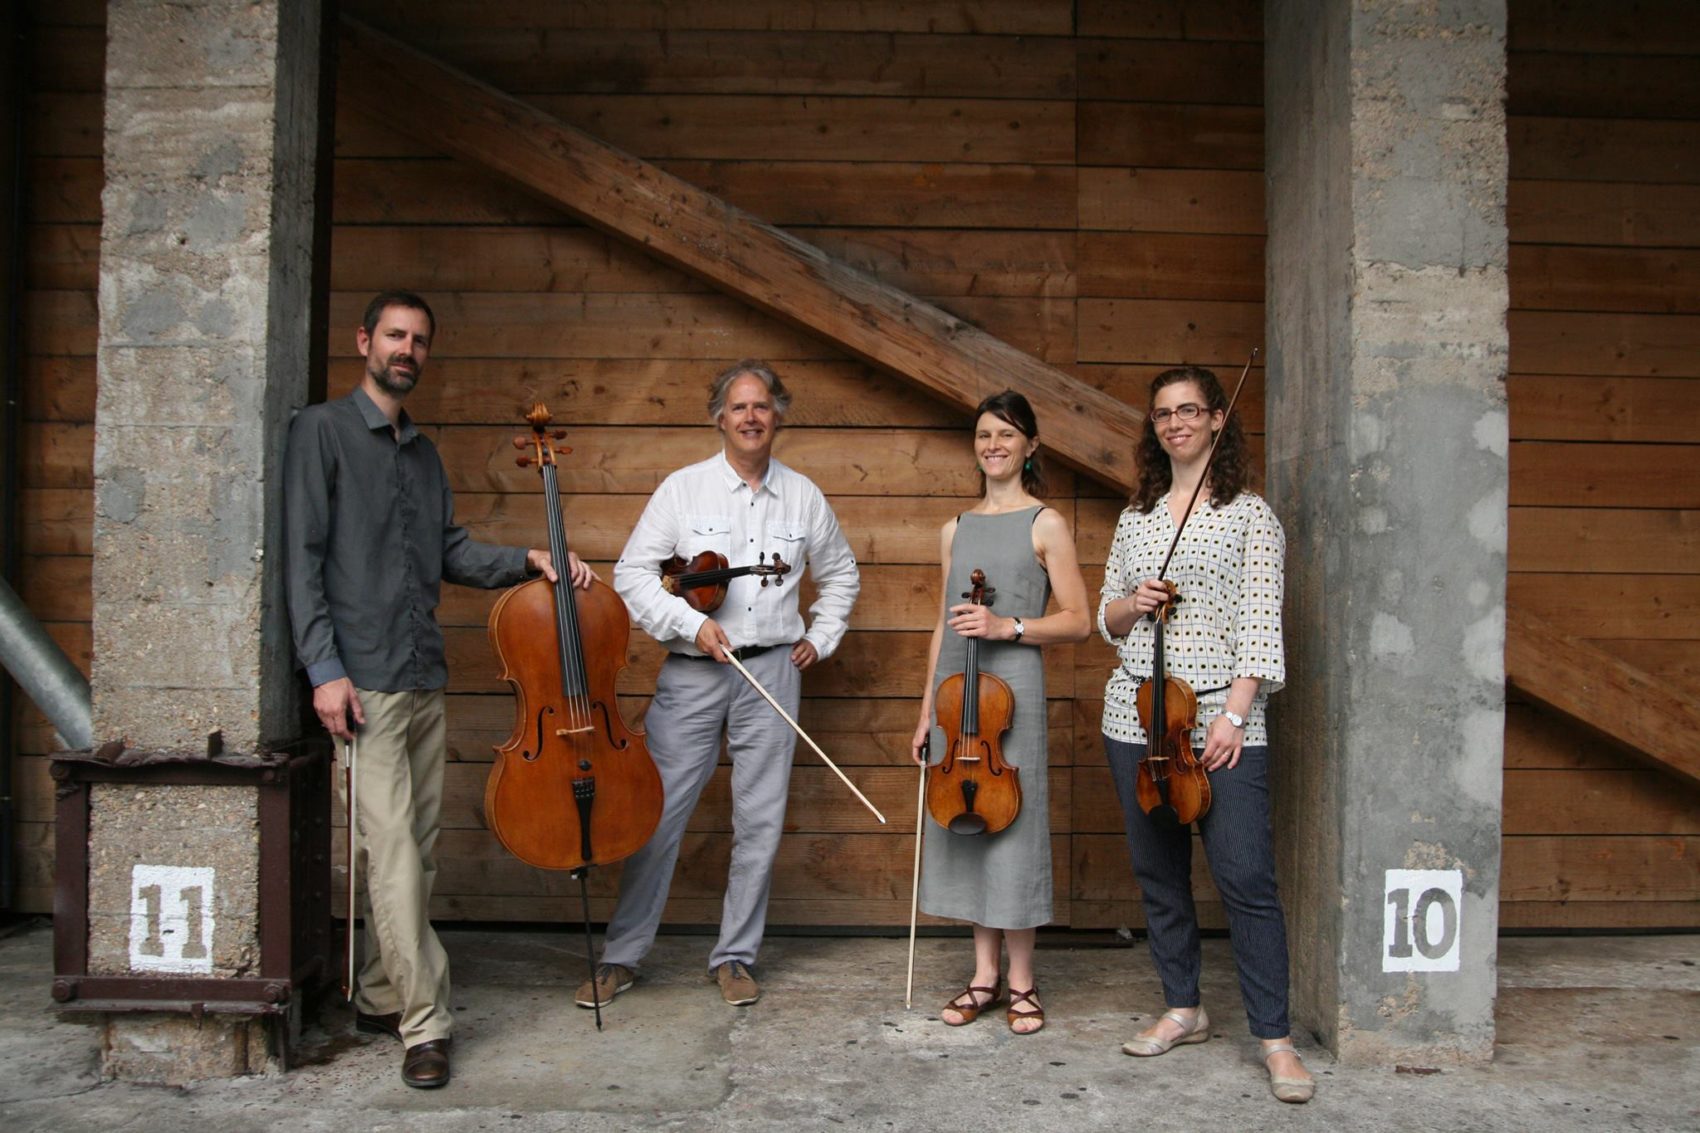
xmin=345 ymin=0 xmax=1077 ymax=36
xmin=338 ymin=17 xmax=1145 ymax=488
xmin=1506 ymin=606 xmax=1700 ymax=788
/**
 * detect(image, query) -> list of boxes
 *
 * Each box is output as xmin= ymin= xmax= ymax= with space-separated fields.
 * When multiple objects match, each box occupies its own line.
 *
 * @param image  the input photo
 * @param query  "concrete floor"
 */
xmin=1 ymin=920 xmax=1696 ymax=1132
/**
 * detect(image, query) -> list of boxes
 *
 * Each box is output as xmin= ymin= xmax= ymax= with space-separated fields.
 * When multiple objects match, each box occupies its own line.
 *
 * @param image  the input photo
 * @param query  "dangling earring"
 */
xmin=1023 ymin=458 xmax=1032 ymax=471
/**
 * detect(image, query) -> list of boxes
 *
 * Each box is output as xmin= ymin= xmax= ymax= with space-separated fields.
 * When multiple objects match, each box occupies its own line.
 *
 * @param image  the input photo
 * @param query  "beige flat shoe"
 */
xmin=1120 ymin=1007 xmax=1210 ymax=1056
xmin=1262 ymin=1041 xmax=1315 ymax=1103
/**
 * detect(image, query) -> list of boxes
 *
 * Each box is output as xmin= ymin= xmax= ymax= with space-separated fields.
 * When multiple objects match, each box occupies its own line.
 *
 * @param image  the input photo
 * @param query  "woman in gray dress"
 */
xmin=909 ymin=390 xmax=1090 ymax=1034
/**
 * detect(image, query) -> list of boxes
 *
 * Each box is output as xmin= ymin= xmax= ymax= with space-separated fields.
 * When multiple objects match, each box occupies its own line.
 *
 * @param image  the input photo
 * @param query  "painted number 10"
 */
xmin=1382 ymin=868 xmax=1463 ymax=973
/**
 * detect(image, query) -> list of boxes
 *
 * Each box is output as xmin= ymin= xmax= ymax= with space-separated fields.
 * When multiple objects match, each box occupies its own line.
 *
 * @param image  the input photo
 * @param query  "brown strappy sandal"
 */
xmin=1006 ymin=987 xmax=1045 ymax=1034
xmin=941 ymin=980 xmax=1002 ymax=1026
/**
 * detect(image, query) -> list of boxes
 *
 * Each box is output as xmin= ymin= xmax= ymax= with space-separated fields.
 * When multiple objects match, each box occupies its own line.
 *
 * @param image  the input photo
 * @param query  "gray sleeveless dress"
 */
xmin=920 ymin=506 xmax=1053 ymax=929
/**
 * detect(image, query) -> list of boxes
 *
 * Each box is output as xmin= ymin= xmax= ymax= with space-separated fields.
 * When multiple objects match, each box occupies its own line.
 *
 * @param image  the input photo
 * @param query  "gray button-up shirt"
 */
xmin=284 ymin=387 xmax=529 ymax=692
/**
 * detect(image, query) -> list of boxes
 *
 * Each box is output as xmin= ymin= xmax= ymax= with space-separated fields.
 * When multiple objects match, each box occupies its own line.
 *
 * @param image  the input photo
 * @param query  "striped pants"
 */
xmin=1102 ymin=736 xmax=1292 ymax=1038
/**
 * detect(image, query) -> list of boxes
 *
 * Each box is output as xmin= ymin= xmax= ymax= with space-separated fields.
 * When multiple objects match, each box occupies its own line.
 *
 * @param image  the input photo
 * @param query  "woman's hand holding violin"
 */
xmin=1129 ymin=577 xmax=1174 ymax=618
xmin=946 ymin=602 xmax=1016 ymax=641
xmin=910 ymin=713 xmax=933 ymax=767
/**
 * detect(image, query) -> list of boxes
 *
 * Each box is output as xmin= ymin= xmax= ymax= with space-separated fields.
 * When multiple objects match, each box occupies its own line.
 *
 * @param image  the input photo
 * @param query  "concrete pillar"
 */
xmin=93 ymin=0 xmax=323 ymax=752
xmin=88 ymin=0 xmax=326 ymax=1082
xmin=1264 ymin=0 xmax=1509 ymax=1065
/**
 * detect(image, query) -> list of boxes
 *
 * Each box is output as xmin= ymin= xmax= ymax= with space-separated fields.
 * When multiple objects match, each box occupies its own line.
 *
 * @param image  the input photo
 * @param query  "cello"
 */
xmin=1132 ymin=350 xmax=1256 ymax=827
xmin=926 ymin=569 xmax=1021 ymax=836
xmin=485 ymin=404 xmax=664 ymax=1026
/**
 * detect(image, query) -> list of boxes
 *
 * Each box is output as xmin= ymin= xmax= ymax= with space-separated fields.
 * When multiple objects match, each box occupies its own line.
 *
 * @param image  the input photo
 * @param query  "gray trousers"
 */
xmin=601 ymin=647 xmax=800 ymax=972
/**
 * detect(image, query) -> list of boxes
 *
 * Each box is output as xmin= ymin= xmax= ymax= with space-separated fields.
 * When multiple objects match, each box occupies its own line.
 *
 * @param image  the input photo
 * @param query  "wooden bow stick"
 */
xmin=905 ymin=745 xmax=927 ymax=1009
xmin=721 ymin=650 xmax=887 ymax=824
xmin=343 ymin=734 xmax=358 ymax=1002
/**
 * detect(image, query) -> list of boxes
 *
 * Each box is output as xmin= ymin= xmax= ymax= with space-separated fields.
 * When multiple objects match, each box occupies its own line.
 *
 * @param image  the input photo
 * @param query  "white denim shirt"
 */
xmin=1098 ymin=491 xmax=1286 ymax=746
xmin=613 ymin=451 xmax=860 ymax=658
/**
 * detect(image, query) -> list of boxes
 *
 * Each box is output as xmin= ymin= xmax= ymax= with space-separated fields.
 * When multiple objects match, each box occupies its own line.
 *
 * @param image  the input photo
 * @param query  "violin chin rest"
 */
xmin=1146 ymin=804 xmax=1182 ymax=830
xmin=946 ymin=813 xmax=989 ymax=836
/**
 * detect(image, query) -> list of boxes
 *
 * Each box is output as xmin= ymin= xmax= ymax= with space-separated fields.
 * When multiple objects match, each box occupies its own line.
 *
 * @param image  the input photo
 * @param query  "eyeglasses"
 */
xmin=1149 ymin=403 xmax=1208 ymax=425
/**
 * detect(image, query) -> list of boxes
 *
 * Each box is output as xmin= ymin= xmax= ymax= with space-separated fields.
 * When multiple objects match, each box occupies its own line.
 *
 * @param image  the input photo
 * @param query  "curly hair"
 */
xmin=1129 ymin=366 xmax=1248 ymax=514
xmin=973 ymin=389 xmax=1046 ymax=497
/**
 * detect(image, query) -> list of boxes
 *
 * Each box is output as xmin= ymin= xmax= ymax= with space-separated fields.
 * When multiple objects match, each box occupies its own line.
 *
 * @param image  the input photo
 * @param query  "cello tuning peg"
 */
xmin=516 ymin=455 xmax=532 ymax=468
xmin=512 ymin=436 xmax=529 ymax=450
xmin=553 ymin=430 xmax=567 ymax=440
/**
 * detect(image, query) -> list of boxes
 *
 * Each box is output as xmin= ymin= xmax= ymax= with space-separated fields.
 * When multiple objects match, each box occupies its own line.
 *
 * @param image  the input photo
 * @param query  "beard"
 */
xmin=370 ymin=357 xmax=419 ymax=396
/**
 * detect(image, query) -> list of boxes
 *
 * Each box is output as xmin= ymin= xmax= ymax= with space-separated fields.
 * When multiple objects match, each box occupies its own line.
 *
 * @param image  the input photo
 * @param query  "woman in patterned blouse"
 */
xmin=1097 ymin=366 xmax=1314 ymax=1104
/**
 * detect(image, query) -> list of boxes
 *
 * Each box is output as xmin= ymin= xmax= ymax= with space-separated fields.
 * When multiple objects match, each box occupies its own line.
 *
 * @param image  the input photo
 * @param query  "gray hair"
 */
xmin=708 ymin=359 xmax=791 ymax=423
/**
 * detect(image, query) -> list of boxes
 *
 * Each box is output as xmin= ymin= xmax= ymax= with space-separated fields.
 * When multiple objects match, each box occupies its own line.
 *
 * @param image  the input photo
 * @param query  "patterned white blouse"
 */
xmin=1098 ymin=490 xmax=1286 ymax=746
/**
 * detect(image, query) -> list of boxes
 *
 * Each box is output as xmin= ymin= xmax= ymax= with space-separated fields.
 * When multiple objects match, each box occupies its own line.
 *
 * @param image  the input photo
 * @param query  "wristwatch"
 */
xmin=1011 ymin=617 xmax=1026 ymax=642
xmin=1222 ymin=710 xmax=1246 ymax=729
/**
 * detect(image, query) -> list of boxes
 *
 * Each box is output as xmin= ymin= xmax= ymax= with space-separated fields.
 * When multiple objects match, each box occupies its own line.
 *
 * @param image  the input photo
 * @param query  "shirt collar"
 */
xmin=716 ymin=449 xmax=781 ymax=498
xmin=351 ymin=384 xmax=419 ymax=444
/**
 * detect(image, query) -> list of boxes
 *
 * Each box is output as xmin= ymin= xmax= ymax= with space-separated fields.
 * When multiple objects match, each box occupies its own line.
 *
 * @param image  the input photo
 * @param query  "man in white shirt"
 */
xmin=580 ymin=360 xmax=860 ymax=1008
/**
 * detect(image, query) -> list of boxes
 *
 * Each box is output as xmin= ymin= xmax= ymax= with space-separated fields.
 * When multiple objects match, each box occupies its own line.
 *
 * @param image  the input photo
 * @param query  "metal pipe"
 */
xmin=0 ymin=576 xmax=92 ymax=752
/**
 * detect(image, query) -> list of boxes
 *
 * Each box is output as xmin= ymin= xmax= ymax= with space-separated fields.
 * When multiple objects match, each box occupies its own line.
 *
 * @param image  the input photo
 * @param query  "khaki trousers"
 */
xmin=346 ymin=687 xmax=452 ymax=1046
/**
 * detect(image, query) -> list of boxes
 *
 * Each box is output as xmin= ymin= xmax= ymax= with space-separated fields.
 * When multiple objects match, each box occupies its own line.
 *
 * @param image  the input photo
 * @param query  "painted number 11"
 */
xmin=135 ymin=883 xmax=209 ymax=960
xmin=129 ymin=864 xmax=217 ymax=974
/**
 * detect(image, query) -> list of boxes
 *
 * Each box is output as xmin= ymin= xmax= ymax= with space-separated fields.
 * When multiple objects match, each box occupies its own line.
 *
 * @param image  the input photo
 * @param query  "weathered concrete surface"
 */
xmin=102 ymin=1014 xmax=271 ymax=1084
xmin=91 ymin=0 xmax=324 ymax=752
xmin=85 ymin=784 xmax=259 ymax=976
xmin=1265 ymin=0 xmax=1510 ymax=1064
xmin=2 ymin=924 xmax=1697 ymax=1131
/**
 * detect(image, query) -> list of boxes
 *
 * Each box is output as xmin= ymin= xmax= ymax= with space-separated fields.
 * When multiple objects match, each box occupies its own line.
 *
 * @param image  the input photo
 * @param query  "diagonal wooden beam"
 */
xmin=336 ymin=15 xmax=1143 ymax=490
xmin=1505 ymin=605 xmax=1700 ymax=790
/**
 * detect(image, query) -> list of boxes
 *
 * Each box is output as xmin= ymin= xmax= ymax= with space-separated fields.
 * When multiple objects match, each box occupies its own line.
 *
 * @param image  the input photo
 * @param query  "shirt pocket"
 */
xmin=764 ymin=519 xmax=808 ymax=574
xmin=687 ymin=514 xmax=733 ymax=556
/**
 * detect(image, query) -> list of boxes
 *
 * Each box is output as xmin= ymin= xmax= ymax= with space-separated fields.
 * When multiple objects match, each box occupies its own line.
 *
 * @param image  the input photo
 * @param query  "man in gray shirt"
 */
xmin=284 ymin=290 xmax=591 ymax=1088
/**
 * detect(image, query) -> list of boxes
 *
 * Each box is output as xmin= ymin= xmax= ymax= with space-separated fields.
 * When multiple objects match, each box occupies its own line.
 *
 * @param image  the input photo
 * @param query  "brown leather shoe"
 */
xmin=575 ymin=963 xmax=635 ymax=1009
xmin=402 ymin=1039 xmax=451 ymax=1089
xmin=354 ymin=1011 xmax=402 ymax=1042
xmin=714 ymin=961 xmax=760 ymax=1006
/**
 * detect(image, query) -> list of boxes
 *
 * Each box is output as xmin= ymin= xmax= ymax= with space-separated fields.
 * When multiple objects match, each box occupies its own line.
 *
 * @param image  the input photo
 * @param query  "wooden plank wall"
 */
xmin=10 ymin=0 xmax=1698 ymax=931
xmin=1502 ymin=0 xmax=1700 ymax=929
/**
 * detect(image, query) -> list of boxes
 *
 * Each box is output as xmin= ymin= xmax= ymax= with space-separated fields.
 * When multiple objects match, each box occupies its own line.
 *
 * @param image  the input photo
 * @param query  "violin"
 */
xmin=1132 ymin=350 xmax=1256 ymax=827
xmin=927 ymin=568 xmax=1022 ymax=835
xmin=1133 ymin=583 xmax=1210 ymax=826
xmin=485 ymin=406 xmax=665 ymax=1028
xmin=660 ymin=550 xmax=790 ymax=613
